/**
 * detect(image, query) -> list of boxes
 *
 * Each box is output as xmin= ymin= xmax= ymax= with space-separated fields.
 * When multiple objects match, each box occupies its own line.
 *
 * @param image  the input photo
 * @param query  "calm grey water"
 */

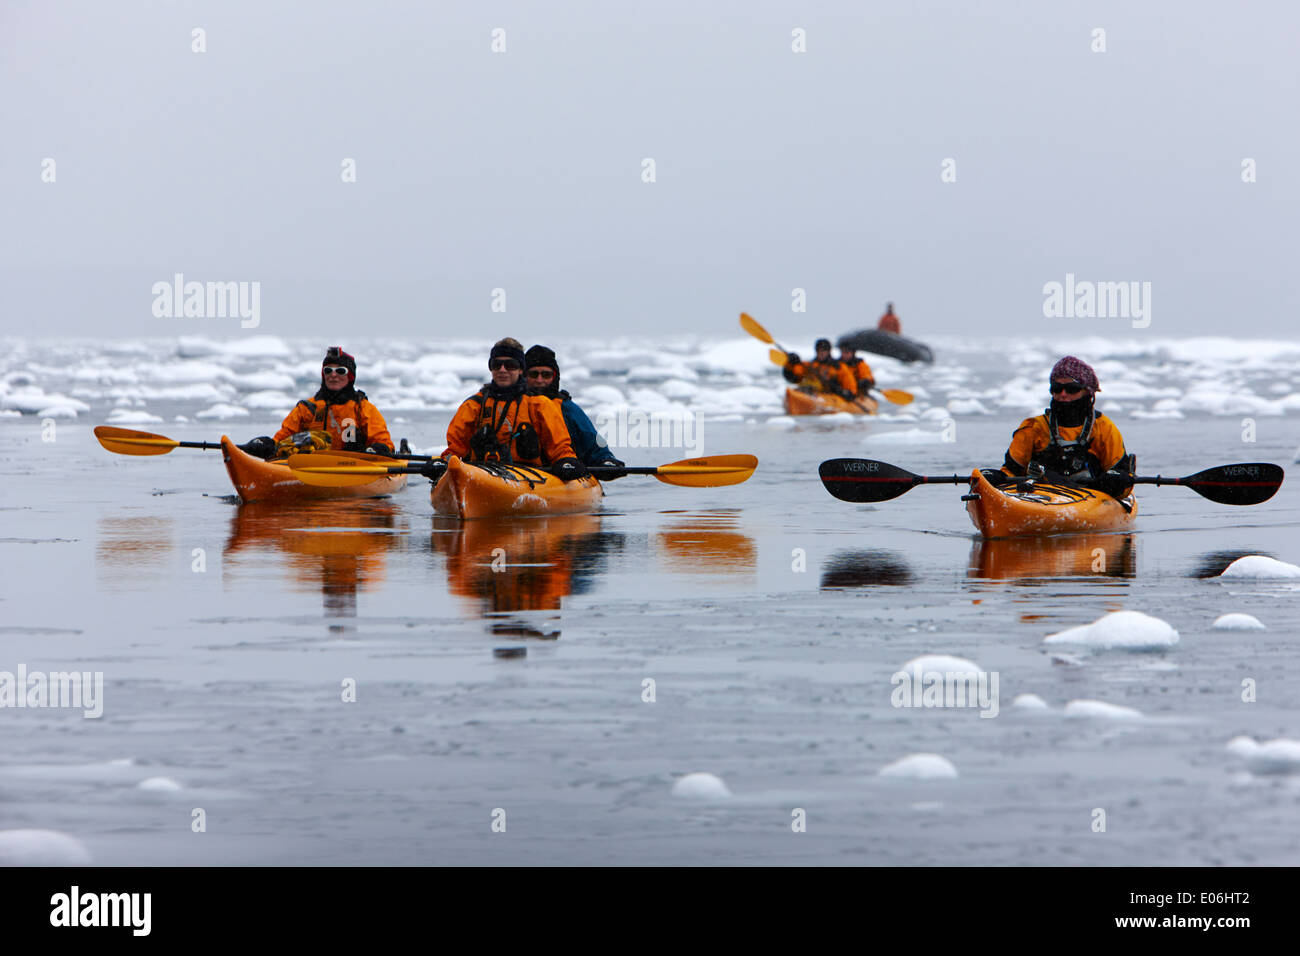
xmin=2 ymin=414 xmax=1298 ymax=865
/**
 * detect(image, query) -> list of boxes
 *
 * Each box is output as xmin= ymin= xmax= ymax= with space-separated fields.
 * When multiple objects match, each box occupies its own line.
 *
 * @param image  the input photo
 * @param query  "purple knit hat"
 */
xmin=1050 ymin=355 xmax=1099 ymax=395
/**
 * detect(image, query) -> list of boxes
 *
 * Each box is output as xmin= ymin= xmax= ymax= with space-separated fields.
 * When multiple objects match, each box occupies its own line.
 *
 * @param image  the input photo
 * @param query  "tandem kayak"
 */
xmin=220 ymin=436 xmax=408 ymax=504
xmin=783 ymin=387 xmax=878 ymax=416
xmin=963 ymin=468 xmax=1136 ymax=539
xmin=430 ymin=455 xmax=604 ymax=519
xmin=836 ymin=329 xmax=934 ymax=364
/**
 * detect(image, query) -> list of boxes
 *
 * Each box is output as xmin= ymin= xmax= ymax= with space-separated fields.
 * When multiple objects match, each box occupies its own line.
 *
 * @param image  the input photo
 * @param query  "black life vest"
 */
xmin=1034 ymin=407 xmax=1096 ymax=479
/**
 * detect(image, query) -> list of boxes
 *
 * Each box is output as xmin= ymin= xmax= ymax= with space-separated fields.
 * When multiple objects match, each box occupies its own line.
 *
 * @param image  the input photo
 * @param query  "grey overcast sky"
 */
xmin=2 ymin=0 xmax=1296 ymax=341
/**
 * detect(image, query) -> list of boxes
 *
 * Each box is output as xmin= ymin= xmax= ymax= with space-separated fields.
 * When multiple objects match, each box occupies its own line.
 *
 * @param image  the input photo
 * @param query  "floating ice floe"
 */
xmin=1042 ymin=610 xmax=1179 ymax=650
xmin=1063 ymin=699 xmax=1143 ymax=720
xmin=1011 ymin=694 xmax=1050 ymax=710
xmin=899 ymin=655 xmax=985 ymax=677
xmin=0 ymin=829 xmax=92 ymax=866
xmin=946 ymin=399 xmax=989 ymax=415
xmin=671 ymin=772 xmax=731 ymax=799
xmin=241 ymin=390 xmax=295 ymax=410
xmin=195 ymin=403 xmax=250 ymax=420
xmin=1225 ymin=736 xmax=1300 ymax=775
xmin=1211 ymin=613 xmax=1266 ymax=631
xmin=105 ymin=408 xmax=164 ymax=425
xmin=1219 ymin=556 xmax=1300 ymax=580
xmin=878 ymin=754 xmax=959 ymax=779
xmin=137 ymin=776 xmax=183 ymax=792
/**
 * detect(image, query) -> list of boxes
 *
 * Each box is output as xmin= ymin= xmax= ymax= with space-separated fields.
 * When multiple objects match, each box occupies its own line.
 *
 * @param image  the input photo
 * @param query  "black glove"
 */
xmin=785 ymin=352 xmax=801 ymax=366
xmin=238 ymin=436 xmax=276 ymax=459
xmin=550 ymin=457 xmax=589 ymax=481
xmin=469 ymin=424 xmax=496 ymax=460
xmin=591 ymin=458 xmax=626 ymax=480
xmin=363 ymin=444 xmax=393 ymax=456
xmin=398 ymin=438 xmax=412 ymax=455
xmin=1090 ymin=469 xmax=1134 ymax=499
xmin=420 ymin=459 xmax=449 ymax=482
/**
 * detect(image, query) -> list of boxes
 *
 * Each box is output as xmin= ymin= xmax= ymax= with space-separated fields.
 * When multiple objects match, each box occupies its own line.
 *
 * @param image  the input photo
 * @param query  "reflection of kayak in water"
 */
xmin=783 ymin=387 xmax=877 ymax=416
xmin=652 ymin=511 xmax=756 ymax=575
xmin=431 ymin=514 xmax=615 ymax=629
xmin=224 ymin=501 xmax=403 ymax=616
xmin=968 ymin=533 xmax=1136 ymax=580
xmin=836 ymin=329 xmax=934 ymax=364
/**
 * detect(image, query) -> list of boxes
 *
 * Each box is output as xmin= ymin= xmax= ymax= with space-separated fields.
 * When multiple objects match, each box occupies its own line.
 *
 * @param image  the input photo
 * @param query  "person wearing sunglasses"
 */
xmin=442 ymin=338 xmax=586 ymax=479
xmin=523 ymin=345 xmax=626 ymax=479
xmin=238 ymin=346 xmax=393 ymax=459
xmin=997 ymin=356 xmax=1132 ymax=495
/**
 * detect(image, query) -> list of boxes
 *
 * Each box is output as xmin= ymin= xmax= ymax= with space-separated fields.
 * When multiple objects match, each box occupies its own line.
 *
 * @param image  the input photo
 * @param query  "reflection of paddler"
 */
xmin=968 ymin=533 xmax=1136 ymax=580
xmin=224 ymin=501 xmax=402 ymax=615
xmin=431 ymin=514 xmax=608 ymax=618
xmin=652 ymin=511 xmax=756 ymax=575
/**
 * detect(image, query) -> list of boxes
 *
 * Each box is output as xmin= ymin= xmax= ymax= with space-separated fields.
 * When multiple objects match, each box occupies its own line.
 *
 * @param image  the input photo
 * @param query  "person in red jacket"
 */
xmin=442 ymin=337 xmax=586 ymax=480
xmin=878 ymin=302 xmax=901 ymax=335
xmin=997 ymin=355 xmax=1132 ymax=496
xmin=238 ymin=346 xmax=393 ymax=459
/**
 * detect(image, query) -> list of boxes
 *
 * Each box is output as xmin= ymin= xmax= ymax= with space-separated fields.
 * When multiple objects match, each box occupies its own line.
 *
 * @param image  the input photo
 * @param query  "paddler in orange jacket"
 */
xmin=838 ymin=344 xmax=876 ymax=397
xmin=782 ymin=338 xmax=858 ymax=399
xmin=998 ymin=356 xmax=1132 ymax=496
xmin=443 ymin=337 xmax=588 ymax=480
xmin=238 ymin=346 xmax=393 ymax=459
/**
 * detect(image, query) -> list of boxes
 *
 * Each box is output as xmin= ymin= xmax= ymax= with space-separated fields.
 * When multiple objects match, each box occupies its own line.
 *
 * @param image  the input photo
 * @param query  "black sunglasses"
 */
xmin=490 ymin=359 xmax=521 ymax=371
xmin=1049 ymin=380 xmax=1085 ymax=395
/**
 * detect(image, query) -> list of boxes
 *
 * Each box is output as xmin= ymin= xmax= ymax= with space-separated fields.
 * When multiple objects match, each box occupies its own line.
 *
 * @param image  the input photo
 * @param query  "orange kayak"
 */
xmin=783 ymin=387 xmax=877 ymax=416
xmin=964 ymin=468 xmax=1136 ymax=539
xmin=220 ymin=436 xmax=408 ymax=504
xmin=430 ymin=455 xmax=604 ymax=519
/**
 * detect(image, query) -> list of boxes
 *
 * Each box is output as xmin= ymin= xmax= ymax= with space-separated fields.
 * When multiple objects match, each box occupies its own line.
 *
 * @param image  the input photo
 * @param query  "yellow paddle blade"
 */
xmin=768 ymin=348 xmax=789 ymax=367
xmin=878 ymin=388 xmax=913 ymax=406
xmin=94 ymin=425 xmax=180 ymax=456
xmin=654 ymin=454 xmax=757 ymax=487
xmin=285 ymin=452 xmax=406 ymax=487
xmin=740 ymin=312 xmax=775 ymax=345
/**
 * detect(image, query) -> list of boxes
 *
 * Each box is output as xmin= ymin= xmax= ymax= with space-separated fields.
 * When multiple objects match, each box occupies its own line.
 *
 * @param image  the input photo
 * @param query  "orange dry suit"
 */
xmin=842 ymin=358 xmax=876 ymax=394
xmin=443 ymin=381 xmax=576 ymax=466
xmin=783 ymin=357 xmax=857 ymax=396
xmin=273 ymin=389 xmax=393 ymax=453
xmin=1001 ymin=408 xmax=1130 ymax=491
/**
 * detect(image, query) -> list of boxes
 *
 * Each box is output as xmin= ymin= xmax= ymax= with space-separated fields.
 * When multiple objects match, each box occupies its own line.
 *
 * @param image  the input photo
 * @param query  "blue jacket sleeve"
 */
xmin=562 ymin=399 xmax=620 ymax=465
